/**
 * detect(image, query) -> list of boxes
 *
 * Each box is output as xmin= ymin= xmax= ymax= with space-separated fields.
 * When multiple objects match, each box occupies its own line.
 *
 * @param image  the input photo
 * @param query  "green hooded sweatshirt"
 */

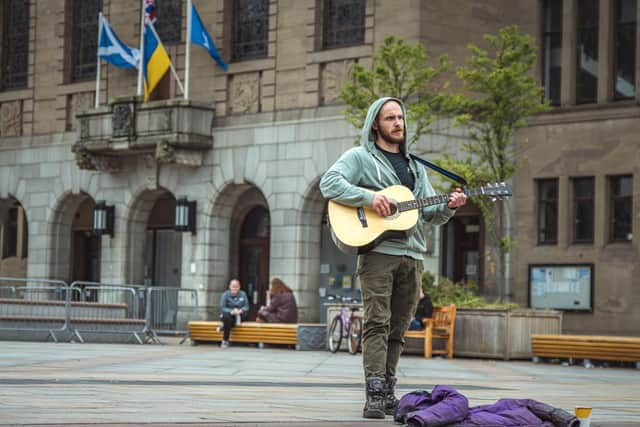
xmin=319 ymin=97 xmax=455 ymax=260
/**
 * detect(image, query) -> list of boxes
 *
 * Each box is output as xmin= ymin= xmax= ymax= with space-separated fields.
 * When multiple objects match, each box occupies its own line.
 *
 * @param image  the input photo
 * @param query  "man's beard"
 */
xmin=378 ymin=126 xmax=404 ymax=145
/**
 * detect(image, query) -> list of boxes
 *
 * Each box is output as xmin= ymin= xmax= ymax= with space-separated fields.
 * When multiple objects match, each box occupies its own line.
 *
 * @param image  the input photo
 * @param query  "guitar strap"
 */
xmin=409 ymin=154 xmax=467 ymax=186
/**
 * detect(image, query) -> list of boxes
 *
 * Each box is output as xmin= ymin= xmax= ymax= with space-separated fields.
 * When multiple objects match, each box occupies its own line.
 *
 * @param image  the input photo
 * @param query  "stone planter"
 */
xmin=454 ymin=308 xmax=563 ymax=360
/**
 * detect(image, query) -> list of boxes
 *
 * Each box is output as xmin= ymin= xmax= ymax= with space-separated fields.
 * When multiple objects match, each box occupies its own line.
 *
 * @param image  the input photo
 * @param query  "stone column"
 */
xmin=593 ymin=174 xmax=607 ymax=248
xmin=636 ymin=0 xmax=640 ymax=100
xmin=598 ymin=0 xmax=613 ymax=102
xmin=561 ymin=0 xmax=578 ymax=106
xmin=558 ymin=176 xmax=569 ymax=248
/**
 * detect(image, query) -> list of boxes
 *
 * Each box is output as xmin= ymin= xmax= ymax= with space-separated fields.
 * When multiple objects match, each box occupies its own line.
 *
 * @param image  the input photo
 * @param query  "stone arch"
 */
xmin=46 ymin=191 xmax=94 ymax=281
xmin=0 ymin=194 xmax=29 ymax=278
xmin=207 ymin=181 xmax=269 ymax=311
xmin=295 ymin=176 xmax=325 ymax=321
xmin=123 ymin=186 xmax=176 ymax=285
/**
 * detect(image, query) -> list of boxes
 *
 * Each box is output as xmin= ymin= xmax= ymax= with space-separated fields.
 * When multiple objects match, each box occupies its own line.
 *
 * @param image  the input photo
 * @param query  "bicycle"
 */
xmin=328 ymin=298 xmax=363 ymax=355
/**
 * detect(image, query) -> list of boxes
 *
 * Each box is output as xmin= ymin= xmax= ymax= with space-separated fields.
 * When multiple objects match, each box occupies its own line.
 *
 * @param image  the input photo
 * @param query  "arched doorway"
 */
xmin=144 ymin=194 xmax=182 ymax=287
xmin=238 ymin=206 xmax=270 ymax=320
xmin=0 ymin=198 xmax=28 ymax=278
xmin=70 ymin=198 xmax=100 ymax=299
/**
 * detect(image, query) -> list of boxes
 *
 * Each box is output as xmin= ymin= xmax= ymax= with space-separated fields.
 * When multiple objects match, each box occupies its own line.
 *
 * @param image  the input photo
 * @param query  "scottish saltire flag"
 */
xmin=145 ymin=0 xmax=157 ymax=25
xmin=143 ymin=23 xmax=170 ymax=101
xmin=190 ymin=3 xmax=228 ymax=71
xmin=98 ymin=16 xmax=139 ymax=69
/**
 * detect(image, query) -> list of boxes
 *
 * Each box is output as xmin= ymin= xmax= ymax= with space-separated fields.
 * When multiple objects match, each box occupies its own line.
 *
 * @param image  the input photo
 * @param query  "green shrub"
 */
xmin=422 ymin=273 xmax=518 ymax=309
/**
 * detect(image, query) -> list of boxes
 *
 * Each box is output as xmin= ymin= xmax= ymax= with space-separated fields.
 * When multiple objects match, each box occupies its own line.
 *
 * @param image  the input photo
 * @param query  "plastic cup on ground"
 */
xmin=574 ymin=406 xmax=592 ymax=427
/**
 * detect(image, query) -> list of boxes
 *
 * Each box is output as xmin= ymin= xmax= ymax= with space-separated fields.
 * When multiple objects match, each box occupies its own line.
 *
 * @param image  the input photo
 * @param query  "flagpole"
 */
xmin=184 ymin=0 xmax=192 ymax=99
xmin=95 ymin=12 xmax=104 ymax=108
xmin=136 ymin=0 xmax=145 ymax=97
xmin=146 ymin=21 xmax=185 ymax=95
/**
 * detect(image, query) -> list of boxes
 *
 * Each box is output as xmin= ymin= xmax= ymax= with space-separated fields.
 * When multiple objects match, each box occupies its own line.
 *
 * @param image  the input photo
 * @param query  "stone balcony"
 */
xmin=72 ymin=97 xmax=215 ymax=172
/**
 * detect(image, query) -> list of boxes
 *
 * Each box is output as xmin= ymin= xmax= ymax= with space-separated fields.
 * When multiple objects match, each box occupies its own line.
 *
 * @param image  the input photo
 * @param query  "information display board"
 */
xmin=528 ymin=264 xmax=593 ymax=311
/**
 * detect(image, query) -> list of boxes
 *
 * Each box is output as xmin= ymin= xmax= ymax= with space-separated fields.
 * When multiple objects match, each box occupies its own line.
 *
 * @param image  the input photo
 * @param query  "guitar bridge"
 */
xmin=357 ymin=207 xmax=368 ymax=228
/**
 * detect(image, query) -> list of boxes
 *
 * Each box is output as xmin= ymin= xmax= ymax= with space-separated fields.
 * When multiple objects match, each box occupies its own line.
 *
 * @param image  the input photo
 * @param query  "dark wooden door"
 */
xmin=71 ymin=230 xmax=100 ymax=301
xmin=238 ymin=207 xmax=270 ymax=320
xmin=441 ymin=214 xmax=483 ymax=287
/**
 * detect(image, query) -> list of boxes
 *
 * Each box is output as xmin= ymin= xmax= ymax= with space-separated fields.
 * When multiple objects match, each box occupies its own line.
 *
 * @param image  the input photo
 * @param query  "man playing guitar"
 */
xmin=320 ymin=97 xmax=466 ymax=419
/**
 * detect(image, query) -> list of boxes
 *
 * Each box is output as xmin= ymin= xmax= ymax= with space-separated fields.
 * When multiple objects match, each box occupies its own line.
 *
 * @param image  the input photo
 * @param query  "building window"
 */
xmin=1 ymin=0 xmax=29 ymax=90
xmin=156 ymin=0 xmax=182 ymax=45
xmin=232 ymin=0 xmax=268 ymax=61
xmin=542 ymin=0 xmax=562 ymax=105
xmin=614 ymin=0 xmax=636 ymax=100
xmin=609 ymin=175 xmax=633 ymax=242
xmin=576 ymin=0 xmax=599 ymax=104
xmin=572 ymin=177 xmax=594 ymax=243
xmin=537 ymin=179 xmax=558 ymax=244
xmin=69 ymin=0 xmax=103 ymax=82
xmin=322 ymin=0 xmax=366 ymax=49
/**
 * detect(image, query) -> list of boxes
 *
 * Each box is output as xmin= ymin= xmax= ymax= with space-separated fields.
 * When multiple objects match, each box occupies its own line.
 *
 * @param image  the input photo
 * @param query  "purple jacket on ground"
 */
xmin=395 ymin=385 xmax=579 ymax=427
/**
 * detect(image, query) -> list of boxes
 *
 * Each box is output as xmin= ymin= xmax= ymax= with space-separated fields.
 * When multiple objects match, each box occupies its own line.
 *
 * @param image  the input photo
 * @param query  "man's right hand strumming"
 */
xmin=372 ymin=194 xmax=392 ymax=217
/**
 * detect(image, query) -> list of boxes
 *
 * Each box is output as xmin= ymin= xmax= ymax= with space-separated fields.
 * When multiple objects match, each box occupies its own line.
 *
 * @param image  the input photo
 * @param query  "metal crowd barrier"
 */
xmin=0 ymin=277 xmax=70 ymax=342
xmin=0 ymin=278 xmax=200 ymax=345
xmin=69 ymin=281 xmax=146 ymax=344
xmin=144 ymin=286 xmax=198 ymax=344
xmin=0 ymin=285 xmax=16 ymax=298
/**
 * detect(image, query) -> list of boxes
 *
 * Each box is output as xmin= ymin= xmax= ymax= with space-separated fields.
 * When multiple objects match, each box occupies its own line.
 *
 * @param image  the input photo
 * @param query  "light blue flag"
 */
xmin=190 ymin=3 xmax=228 ymax=71
xmin=98 ymin=16 xmax=140 ymax=69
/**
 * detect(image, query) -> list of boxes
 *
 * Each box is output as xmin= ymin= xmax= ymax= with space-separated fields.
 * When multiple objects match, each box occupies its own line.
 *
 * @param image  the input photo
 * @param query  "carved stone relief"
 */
xmin=74 ymin=149 xmax=121 ymax=173
xmin=0 ymin=101 xmax=23 ymax=137
xmin=67 ymin=92 xmax=94 ymax=131
xmin=112 ymin=103 xmax=134 ymax=138
xmin=320 ymin=60 xmax=355 ymax=106
xmin=229 ymin=72 xmax=260 ymax=114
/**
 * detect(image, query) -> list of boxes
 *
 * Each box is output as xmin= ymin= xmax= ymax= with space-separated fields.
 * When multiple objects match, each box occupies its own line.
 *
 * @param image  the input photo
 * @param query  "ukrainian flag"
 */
xmin=143 ymin=22 xmax=170 ymax=101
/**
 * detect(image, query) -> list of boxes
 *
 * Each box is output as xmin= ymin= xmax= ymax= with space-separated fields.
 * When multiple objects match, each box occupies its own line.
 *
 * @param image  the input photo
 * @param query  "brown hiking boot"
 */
xmin=363 ymin=377 xmax=386 ymax=419
xmin=384 ymin=375 xmax=399 ymax=416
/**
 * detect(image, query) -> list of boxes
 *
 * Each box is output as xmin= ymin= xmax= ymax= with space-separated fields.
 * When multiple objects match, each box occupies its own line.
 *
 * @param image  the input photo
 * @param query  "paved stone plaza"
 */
xmin=0 ymin=340 xmax=639 ymax=426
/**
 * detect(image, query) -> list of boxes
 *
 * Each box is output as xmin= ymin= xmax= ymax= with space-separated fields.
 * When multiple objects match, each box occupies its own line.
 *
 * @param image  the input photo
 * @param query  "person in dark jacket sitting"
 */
xmin=256 ymin=278 xmax=298 ymax=323
xmin=219 ymin=278 xmax=249 ymax=348
xmin=409 ymin=288 xmax=433 ymax=331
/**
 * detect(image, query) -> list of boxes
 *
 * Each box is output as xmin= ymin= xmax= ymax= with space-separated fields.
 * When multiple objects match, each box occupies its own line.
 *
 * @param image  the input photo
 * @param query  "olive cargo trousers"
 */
xmin=358 ymin=252 xmax=422 ymax=379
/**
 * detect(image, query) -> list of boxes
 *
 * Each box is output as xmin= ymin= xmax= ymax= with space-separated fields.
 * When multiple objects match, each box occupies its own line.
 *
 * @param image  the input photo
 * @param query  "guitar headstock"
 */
xmin=483 ymin=182 xmax=512 ymax=201
xmin=466 ymin=182 xmax=513 ymax=201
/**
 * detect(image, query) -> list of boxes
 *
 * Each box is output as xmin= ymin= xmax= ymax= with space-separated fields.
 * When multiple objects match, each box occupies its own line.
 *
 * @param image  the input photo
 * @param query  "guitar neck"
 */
xmin=397 ymin=187 xmax=488 ymax=212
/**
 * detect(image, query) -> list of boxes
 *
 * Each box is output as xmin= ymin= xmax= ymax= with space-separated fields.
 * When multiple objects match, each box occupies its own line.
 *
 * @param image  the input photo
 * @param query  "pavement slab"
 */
xmin=0 ymin=340 xmax=639 ymax=426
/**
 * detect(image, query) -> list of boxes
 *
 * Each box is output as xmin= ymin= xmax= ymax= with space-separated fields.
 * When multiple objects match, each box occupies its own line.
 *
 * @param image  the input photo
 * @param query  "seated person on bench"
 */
xmin=219 ymin=278 xmax=250 ymax=348
xmin=256 ymin=278 xmax=298 ymax=324
xmin=408 ymin=288 xmax=433 ymax=331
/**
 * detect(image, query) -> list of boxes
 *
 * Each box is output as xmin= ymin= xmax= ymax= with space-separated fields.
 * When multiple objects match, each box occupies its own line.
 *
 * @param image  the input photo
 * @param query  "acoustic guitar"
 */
xmin=327 ymin=183 xmax=512 ymax=254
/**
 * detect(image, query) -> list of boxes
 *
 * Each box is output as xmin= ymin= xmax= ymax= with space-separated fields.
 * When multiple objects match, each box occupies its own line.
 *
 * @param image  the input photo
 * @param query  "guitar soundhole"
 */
xmin=386 ymin=200 xmax=399 ymax=219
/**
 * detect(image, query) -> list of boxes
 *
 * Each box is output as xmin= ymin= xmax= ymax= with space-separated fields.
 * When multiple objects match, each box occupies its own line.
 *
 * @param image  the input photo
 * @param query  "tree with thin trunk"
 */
xmin=436 ymin=26 xmax=550 ymax=300
xmin=340 ymin=35 xmax=450 ymax=146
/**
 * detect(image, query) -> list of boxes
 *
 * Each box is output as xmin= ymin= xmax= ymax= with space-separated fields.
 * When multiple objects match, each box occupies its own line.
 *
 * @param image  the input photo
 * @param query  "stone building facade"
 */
xmin=2 ymin=0 xmax=636 ymax=334
xmin=513 ymin=0 xmax=640 ymax=335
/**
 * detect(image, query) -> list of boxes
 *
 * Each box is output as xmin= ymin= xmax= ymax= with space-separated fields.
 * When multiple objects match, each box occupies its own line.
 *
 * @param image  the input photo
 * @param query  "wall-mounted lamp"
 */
xmin=175 ymin=197 xmax=196 ymax=234
xmin=93 ymin=201 xmax=114 ymax=237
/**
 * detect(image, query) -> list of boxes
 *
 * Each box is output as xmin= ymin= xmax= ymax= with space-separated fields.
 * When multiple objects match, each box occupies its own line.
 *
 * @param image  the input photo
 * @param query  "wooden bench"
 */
xmin=532 ymin=334 xmax=640 ymax=363
xmin=404 ymin=305 xmax=457 ymax=359
xmin=189 ymin=321 xmax=298 ymax=346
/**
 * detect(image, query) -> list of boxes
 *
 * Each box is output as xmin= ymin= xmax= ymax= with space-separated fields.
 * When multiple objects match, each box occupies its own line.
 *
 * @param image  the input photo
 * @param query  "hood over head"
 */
xmin=359 ymin=97 xmax=408 ymax=154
